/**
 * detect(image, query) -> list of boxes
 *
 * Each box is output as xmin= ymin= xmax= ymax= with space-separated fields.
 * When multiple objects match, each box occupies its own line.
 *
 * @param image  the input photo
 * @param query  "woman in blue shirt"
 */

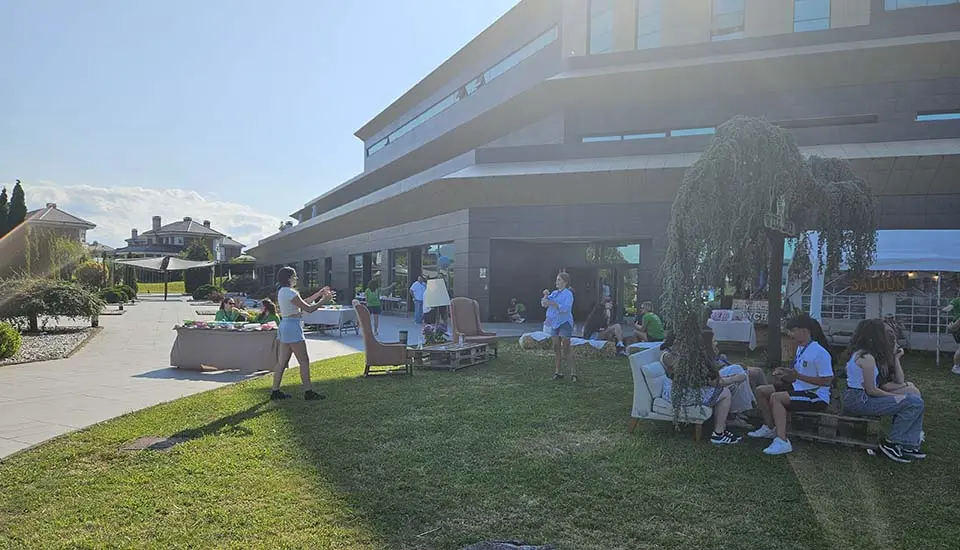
xmin=543 ymin=272 xmax=576 ymax=382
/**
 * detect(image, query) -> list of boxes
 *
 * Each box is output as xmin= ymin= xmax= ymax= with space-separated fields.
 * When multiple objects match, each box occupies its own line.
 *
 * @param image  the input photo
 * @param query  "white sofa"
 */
xmin=628 ymin=346 xmax=714 ymax=441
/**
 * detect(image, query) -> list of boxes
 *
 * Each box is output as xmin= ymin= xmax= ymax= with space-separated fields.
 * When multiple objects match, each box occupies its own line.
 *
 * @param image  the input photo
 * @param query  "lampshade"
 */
xmin=423 ymin=278 xmax=451 ymax=308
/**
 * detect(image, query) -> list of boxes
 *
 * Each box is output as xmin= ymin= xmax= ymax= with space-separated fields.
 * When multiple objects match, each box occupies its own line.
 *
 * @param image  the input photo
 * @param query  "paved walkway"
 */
xmin=0 ymin=297 xmax=537 ymax=459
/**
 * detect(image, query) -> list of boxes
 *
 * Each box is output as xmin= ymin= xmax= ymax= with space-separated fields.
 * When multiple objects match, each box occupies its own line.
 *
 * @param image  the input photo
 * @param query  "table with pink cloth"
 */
xmin=170 ymin=327 xmax=279 ymax=373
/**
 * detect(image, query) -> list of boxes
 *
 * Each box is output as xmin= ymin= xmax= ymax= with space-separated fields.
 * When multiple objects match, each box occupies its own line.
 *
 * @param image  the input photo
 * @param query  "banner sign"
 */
xmin=732 ymin=299 xmax=768 ymax=324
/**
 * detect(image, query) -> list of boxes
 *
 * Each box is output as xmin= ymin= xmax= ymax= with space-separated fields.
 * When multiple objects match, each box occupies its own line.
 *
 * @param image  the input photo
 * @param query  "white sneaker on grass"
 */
xmin=951 ymin=365 xmax=960 ymax=375
xmin=747 ymin=425 xmax=776 ymax=439
xmin=763 ymin=438 xmax=793 ymax=455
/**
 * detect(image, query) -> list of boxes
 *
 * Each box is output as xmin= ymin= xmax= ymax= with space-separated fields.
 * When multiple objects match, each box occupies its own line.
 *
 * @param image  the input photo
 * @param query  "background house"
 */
xmin=0 ymin=203 xmax=97 ymax=277
xmin=114 ymin=215 xmax=244 ymax=260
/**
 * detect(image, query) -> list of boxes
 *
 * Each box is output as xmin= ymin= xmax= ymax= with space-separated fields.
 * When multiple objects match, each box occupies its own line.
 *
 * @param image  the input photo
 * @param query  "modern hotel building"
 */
xmin=249 ymin=0 xmax=960 ymax=322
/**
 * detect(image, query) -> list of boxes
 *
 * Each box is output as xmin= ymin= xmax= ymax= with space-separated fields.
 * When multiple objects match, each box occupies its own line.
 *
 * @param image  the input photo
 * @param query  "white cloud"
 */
xmin=5 ymin=180 xmax=283 ymax=250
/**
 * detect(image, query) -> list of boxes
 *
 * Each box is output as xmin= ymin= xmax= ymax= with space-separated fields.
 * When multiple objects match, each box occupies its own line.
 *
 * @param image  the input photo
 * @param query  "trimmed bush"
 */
xmin=0 ymin=322 xmax=22 ymax=360
xmin=222 ymin=276 xmax=258 ymax=295
xmin=118 ymin=284 xmax=137 ymax=301
xmin=0 ymin=277 xmax=105 ymax=332
xmin=192 ymin=284 xmax=224 ymax=301
xmin=207 ymin=291 xmax=225 ymax=304
xmin=99 ymin=287 xmax=126 ymax=304
xmin=74 ymin=261 xmax=109 ymax=289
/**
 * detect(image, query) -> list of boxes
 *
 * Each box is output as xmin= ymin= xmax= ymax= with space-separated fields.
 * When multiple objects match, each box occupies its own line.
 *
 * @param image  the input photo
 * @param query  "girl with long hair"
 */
xmin=845 ymin=318 xmax=926 ymax=463
xmin=543 ymin=272 xmax=576 ymax=382
xmin=270 ymin=266 xmax=335 ymax=401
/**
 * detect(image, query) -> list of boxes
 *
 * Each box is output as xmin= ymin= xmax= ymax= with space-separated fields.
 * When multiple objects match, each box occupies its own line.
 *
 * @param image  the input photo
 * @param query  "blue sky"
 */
xmin=0 ymin=0 xmax=519 ymax=247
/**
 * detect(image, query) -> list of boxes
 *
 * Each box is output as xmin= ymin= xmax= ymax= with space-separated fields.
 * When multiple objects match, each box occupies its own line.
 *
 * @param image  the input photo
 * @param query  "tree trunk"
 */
xmin=766 ymin=231 xmax=785 ymax=368
xmin=29 ymin=314 xmax=39 ymax=333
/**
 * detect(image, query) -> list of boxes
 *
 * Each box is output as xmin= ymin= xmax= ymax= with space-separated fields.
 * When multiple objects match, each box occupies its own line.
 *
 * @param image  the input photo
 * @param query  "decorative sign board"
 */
xmin=732 ymin=299 xmax=769 ymax=324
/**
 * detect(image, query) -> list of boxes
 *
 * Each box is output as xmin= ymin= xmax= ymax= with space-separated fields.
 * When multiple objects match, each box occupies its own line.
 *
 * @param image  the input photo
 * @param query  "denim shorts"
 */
xmin=547 ymin=322 xmax=573 ymax=338
xmin=278 ymin=318 xmax=305 ymax=344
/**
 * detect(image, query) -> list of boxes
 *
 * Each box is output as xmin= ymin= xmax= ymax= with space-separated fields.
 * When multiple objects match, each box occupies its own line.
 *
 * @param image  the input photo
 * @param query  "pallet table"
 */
xmin=408 ymin=343 xmax=489 ymax=372
xmin=788 ymin=411 xmax=882 ymax=449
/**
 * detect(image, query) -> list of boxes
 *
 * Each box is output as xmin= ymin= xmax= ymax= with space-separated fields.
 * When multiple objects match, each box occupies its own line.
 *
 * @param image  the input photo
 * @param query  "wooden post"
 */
xmin=163 ymin=270 xmax=168 ymax=301
xmin=766 ymin=231 xmax=786 ymax=367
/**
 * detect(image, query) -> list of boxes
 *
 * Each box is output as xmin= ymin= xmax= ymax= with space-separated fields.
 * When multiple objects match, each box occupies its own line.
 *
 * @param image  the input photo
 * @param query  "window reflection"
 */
xmin=885 ymin=0 xmax=958 ymax=10
xmin=636 ymin=0 xmax=662 ymax=50
xmin=589 ymin=0 xmax=615 ymax=54
xmin=794 ymin=0 xmax=831 ymax=32
xmin=711 ymin=0 xmax=745 ymax=41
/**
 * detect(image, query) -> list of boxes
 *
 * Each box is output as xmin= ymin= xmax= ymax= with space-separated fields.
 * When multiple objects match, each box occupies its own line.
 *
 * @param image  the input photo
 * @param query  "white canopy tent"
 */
xmin=807 ymin=230 xmax=960 ymax=365
xmin=115 ymin=256 xmax=217 ymax=301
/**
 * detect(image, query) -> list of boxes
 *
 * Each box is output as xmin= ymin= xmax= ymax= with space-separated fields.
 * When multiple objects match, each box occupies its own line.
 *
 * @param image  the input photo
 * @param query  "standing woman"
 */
xmin=543 ymin=272 xmax=576 ymax=382
xmin=270 ymin=266 xmax=335 ymax=401
xmin=363 ymin=277 xmax=395 ymax=335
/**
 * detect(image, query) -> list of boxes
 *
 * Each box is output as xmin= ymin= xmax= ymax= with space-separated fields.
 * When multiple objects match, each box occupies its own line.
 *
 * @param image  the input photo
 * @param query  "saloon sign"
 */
xmin=850 ymin=277 xmax=908 ymax=293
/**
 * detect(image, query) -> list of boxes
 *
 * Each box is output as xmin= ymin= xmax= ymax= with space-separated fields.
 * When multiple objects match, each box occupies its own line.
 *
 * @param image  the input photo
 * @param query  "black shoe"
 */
xmin=879 ymin=440 xmax=912 ymax=463
xmin=901 ymin=447 xmax=927 ymax=460
xmin=711 ymin=430 xmax=743 ymax=445
xmin=270 ymin=390 xmax=292 ymax=400
xmin=304 ymin=390 xmax=326 ymax=401
xmin=571 ymin=375 xmax=579 ymax=383
xmin=552 ymin=373 xmax=564 ymax=380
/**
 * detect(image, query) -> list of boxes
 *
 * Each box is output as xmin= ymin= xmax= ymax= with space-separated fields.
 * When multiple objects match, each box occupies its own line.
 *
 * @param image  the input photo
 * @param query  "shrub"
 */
xmin=207 ymin=291 xmax=225 ymax=304
xmin=182 ymin=242 xmax=214 ymax=293
xmin=124 ymin=269 xmax=139 ymax=295
xmin=118 ymin=284 xmax=137 ymax=301
xmin=0 ymin=322 xmax=22 ymax=360
xmin=74 ymin=261 xmax=109 ymax=289
xmin=100 ymin=287 xmax=126 ymax=304
xmin=192 ymin=284 xmax=224 ymax=301
xmin=0 ymin=276 xmax=105 ymax=332
xmin=222 ymin=276 xmax=259 ymax=295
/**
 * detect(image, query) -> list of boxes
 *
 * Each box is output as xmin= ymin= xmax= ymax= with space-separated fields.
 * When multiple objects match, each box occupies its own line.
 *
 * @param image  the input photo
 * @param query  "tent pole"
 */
xmin=164 ymin=270 xmax=169 ymax=302
xmin=937 ymin=272 xmax=942 ymax=367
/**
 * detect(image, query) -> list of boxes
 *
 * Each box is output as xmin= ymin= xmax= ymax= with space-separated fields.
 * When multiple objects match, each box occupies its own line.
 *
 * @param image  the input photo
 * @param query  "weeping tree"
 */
xmin=660 ymin=116 xmax=877 ymax=408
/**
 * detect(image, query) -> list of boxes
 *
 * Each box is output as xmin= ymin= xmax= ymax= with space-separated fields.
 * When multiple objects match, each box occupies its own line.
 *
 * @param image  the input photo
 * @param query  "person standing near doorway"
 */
xmin=410 ymin=275 xmax=427 ymax=324
xmin=543 ymin=272 xmax=576 ymax=382
xmin=270 ymin=266 xmax=336 ymax=401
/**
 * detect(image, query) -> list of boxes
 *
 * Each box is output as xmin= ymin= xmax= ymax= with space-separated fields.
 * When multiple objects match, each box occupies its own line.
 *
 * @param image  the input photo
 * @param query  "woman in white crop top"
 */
xmin=270 ymin=266 xmax=335 ymax=401
xmin=843 ymin=319 xmax=926 ymax=464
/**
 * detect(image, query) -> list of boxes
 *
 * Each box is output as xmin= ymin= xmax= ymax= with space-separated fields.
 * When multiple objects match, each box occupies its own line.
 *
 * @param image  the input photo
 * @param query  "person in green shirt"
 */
xmin=634 ymin=301 xmax=665 ymax=342
xmin=943 ymin=294 xmax=960 ymax=375
xmin=364 ymin=278 xmax=396 ymax=335
xmin=256 ymin=299 xmax=281 ymax=325
xmin=215 ymin=297 xmax=241 ymax=322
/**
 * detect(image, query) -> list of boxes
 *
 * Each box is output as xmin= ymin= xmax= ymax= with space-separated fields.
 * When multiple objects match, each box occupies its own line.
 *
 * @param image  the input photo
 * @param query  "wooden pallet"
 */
xmin=789 ymin=411 xmax=881 ymax=449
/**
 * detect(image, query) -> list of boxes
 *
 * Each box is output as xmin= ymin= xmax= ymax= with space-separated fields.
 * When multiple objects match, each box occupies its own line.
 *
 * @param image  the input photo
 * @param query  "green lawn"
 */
xmin=137 ymin=281 xmax=186 ymax=295
xmin=1 ymin=345 xmax=958 ymax=549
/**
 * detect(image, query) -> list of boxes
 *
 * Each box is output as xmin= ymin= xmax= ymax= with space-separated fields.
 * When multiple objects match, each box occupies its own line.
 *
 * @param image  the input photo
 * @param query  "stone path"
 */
xmin=0 ymin=296 xmax=537 ymax=459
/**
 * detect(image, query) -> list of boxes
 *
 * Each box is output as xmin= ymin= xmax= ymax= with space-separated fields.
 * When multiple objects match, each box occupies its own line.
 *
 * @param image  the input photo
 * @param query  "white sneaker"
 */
xmin=747 ymin=425 xmax=776 ymax=439
xmin=951 ymin=365 xmax=960 ymax=375
xmin=763 ymin=438 xmax=793 ymax=455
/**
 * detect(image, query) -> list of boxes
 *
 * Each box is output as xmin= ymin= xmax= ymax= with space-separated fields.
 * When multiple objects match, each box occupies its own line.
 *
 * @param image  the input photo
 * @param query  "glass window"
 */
xmin=367 ymin=26 xmax=558 ymax=157
xmin=589 ymin=0 xmax=615 ymax=54
xmin=624 ymin=131 xmax=667 ymax=140
xmin=885 ymin=0 xmax=958 ymax=10
xmin=712 ymin=0 xmax=745 ymax=41
xmin=916 ymin=111 xmax=960 ymax=121
xmin=324 ymin=257 xmax=332 ymax=287
xmin=370 ymin=251 xmax=382 ymax=284
xmin=350 ymin=254 xmax=363 ymax=295
xmin=670 ymin=127 xmax=716 ymax=137
xmin=636 ymin=0 xmax=662 ymax=50
xmin=583 ymin=135 xmax=623 ymax=143
xmin=390 ymin=249 xmax=410 ymax=303
xmin=422 ymin=242 xmax=455 ymax=296
xmin=303 ymin=260 xmax=320 ymax=289
xmin=794 ymin=0 xmax=831 ymax=32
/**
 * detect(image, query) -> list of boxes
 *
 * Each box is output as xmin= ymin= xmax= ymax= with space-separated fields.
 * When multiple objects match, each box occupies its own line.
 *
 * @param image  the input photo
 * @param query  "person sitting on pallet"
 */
xmin=659 ymin=330 xmax=745 ymax=446
xmin=705 ymin=332 xmax=759 ymax=429
xmin=843 ymin=319 xmax=927 ymax=463
xmin=748 ymin=315 xmax=834 ymax=456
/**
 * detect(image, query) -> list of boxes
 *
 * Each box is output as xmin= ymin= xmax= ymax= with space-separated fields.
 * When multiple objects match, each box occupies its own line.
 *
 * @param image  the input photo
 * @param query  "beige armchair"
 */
xmin=450 ymin=297 xmax=498 ymax=357
xmin=353 ymin=300 xmax=411 ymax=377
xmin=628 ymin=346 xmax=713 ymax=441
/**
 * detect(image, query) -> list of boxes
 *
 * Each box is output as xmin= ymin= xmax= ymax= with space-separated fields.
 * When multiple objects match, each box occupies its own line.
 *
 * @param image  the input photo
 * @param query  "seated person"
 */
xmin=582 ymin=300 xmax=625 ymax=355
xmin=634 ymin=301 xmax=665 ymax=342
xmin=507 ymin=298 xmax=527 ymax=323
xmin=659 ymin=330 xmax=744 ymax=445
xmin=707 ymin=333 xmax=767 ymax=409
xmin=748 ymin=315 xmax=834 ymax=456
xmin=844 ymin=318 xmax=926 ymax=463
xmin=879 ymin=320 xmax=921 ymax=397
xmin=256 ymin=299 xmax=281 ymax=325
xmin=215 ymin=297 xmax=241 ymax=322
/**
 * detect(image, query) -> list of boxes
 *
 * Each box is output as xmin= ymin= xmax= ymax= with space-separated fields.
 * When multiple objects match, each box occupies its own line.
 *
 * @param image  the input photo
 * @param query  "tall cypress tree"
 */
xmin=8 ymin=180 xmax=27 ymax=229
xmin=0 ymin=187 xmax=8 ymax=238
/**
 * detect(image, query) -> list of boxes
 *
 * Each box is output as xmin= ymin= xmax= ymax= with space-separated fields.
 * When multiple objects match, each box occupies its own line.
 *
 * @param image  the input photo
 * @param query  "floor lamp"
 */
xmin=423 ymin=278 xmax=451 ymax=328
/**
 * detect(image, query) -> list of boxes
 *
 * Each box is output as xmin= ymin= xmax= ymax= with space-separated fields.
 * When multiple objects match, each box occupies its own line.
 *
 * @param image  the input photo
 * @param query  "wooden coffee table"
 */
xmin=408 ymin=343 xmax=489 ymax=371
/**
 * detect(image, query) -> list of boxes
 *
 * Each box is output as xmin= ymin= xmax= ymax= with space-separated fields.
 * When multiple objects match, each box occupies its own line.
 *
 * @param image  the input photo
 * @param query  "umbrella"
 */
xmin=115 ymin=256 xmax=217 ymax=301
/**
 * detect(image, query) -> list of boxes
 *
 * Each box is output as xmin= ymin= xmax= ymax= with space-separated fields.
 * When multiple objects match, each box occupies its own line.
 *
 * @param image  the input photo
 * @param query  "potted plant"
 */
xmin=422 ymin=322 xmax=449 ymax=347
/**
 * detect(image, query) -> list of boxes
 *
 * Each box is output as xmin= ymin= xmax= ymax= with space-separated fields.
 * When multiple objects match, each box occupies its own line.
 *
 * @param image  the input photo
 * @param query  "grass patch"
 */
xmin=137 ymin=281 xmax=186 ymax=295
xmin=1 ymin=344 xmax=958 ymax=549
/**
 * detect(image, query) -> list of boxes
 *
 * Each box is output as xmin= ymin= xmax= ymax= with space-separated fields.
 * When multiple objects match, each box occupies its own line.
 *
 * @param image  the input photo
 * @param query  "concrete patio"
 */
xmin=0 ymin=296 xmax=537 ymax=459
